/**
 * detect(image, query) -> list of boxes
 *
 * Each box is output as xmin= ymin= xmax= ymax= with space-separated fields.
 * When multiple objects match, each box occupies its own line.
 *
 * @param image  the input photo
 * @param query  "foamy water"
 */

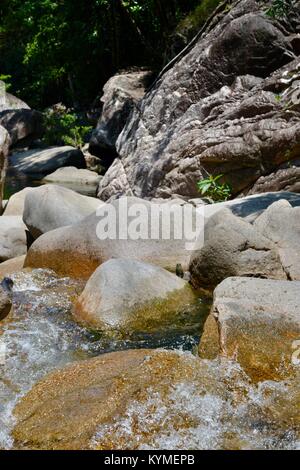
xmin=0 ymin=270 xmax=299 ymax=450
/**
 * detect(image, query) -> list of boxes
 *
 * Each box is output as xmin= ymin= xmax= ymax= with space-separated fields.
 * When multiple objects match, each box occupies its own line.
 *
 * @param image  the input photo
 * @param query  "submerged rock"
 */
xmin=211 ymin=277 xmax=300 ymax=381
xmin=12 ymin=347 xmax=300 ymax=450
xmin=23 ymin=184 xmax=102 ymax=239
xmin=74 ymin=259 xmax=197 ymax=334
xmin=9 ymin=146 xmax=86 ymax=177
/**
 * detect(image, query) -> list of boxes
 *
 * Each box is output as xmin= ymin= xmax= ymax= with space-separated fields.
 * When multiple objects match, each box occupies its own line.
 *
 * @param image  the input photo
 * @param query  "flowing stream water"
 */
xmin=0 ymin=270 xmax=299 ymax=450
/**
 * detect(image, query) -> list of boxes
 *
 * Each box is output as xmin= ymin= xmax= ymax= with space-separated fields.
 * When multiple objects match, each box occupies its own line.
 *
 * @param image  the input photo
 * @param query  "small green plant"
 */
xmin=266 ymin=0 xmax=291 ymax=18
xmin=43 ymin=105 xmax=92 ymax=149
xmin=197 ymin=174 xmax=232 ymax=202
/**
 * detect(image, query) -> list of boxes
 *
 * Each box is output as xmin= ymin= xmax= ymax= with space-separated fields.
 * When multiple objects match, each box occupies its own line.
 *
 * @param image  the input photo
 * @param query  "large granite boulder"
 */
xmin=254 ymin=200 xmax=300 ymax=280
xmin=97 ymin=1 xmax=300 ymax=200
xmin=189 ymin=207 xmax=286 ymax=289
xmin=24 ymin=197 xmax=201 ymax=278
xmin=74 ymin=258 xmax=197 ymax=334
xmin=9 ymin=146 xmax=86 ymax=177
xmin=89 ymin=70 xmax=152 ymax=165
xmin=210 ymin=277 xmax=300 ymax=381
xmin=23 ymin=185 xmax=102 ymax=239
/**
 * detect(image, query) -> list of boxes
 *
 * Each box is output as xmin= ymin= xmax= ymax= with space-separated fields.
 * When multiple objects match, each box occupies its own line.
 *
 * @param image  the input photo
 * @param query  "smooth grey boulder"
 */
xmin=211 ymin=277 xmax=300 ymax=380
xmin=97 ymin=0 xmax=300 ymax=200
xmin=89 ymin=70 xmax=152 ymax=165
xmin=189 ymin=208 xmax=286 ymax=289
xmin=254 ymin=200 xmax=300 ymax=280
xmin=43 ymin=166 xmax=102 ymax=196
xmin=0 ymin=216 xmax=27 ymax=262
xmin=74 ymin=258 xmax=196 ymax=333
xmin=24 ymin=197 xmax=201 ymax=278
xmin=10 ymin=146 xmax=86 ymax=176
xmin=3 ymin=188 xmax=33 ymax=216
xmin=23 ymin=184 xmax=102 ymax=239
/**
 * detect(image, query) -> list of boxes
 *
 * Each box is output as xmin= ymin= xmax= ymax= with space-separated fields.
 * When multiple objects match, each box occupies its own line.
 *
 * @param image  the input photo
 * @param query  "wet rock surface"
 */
xmin=12 ymin=348 xmax=300 ymax=450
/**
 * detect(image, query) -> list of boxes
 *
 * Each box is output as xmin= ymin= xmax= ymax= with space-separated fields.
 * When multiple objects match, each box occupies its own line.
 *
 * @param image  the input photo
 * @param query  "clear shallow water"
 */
xmin=0 ymin=269 xmax=207 ymax=449
xmin=0 ymin=270 xmax=299 ymax=450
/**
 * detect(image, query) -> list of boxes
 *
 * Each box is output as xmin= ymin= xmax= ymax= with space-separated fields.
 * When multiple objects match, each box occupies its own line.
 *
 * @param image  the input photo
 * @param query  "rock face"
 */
xmin=23 ymin=185 xmax=102 ymax=239
xmin=0 ymin=285 xmax=12 ymax=321
xmin=97 ymin=1 xmax=300 ymax=200
xmin=24 ymin=197 xmax=200 ymax=278
xmin=43 ymin=167 xmax=102 ymax=196
xmin=247 ymin=166 xmax=300 ymax=195
xmin=0 ymin=126 xmax=10 ymax=211
xmin=9 ymin=146 xmax=86 ymax=177
xmin=89 ymin=70 xmax=152 ymax=165
xmin=74 ymin=259 xmax=196 ymax=334
xmin=0 ymin=216 xmax=27 ymax=262
xmin=0 ymin=109 xmax=44 ymax=147
xmin=211 ymin=277 xmax=300 ymax=381
xmin=190 ymin=207 xmax=286 ymax=289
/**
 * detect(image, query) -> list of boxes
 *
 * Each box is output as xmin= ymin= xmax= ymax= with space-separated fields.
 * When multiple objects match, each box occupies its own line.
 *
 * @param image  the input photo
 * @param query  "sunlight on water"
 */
xmin=91 ymin=354 xmax=300 ymax=450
